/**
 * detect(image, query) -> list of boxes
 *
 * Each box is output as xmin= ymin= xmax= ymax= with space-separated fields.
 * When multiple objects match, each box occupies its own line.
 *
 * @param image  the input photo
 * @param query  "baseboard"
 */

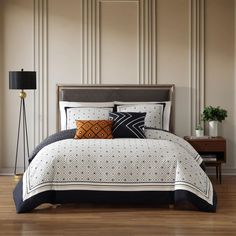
xmin=222 ymin=169 xmax=236 ymax=175
xmin=0 ymin=168 xmax=24 ymax=176
xmin=206 ymin=168 xmax=236 ymax=176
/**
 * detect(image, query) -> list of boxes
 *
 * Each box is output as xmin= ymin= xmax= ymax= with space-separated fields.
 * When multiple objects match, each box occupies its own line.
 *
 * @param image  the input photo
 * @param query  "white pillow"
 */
xmin=115 ymin=101 xmax=171 ymax=131
xmin=66 ymin=107 xmax=113 ymax=129
xmin=59 ymin=101 xmax=114 ymax=130
xmin=117 ymin=104 xmax=163 ymax=129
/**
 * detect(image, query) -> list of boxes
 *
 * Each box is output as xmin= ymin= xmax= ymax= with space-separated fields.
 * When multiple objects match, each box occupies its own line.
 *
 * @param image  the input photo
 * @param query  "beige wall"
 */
xmin=0 ymin=0 xmax=235 ymax=174
xmin=205 ymin=0 xmax=235 ymax=170
xmin=0 ymin=3 xmax=3 ymax=168
xmin=0 ymin=0 xmax=35 ymax=171
xmin=235 ymin=0 xmax=236 ymax=174
xmin=157 ymin=0 xmax=191 ymax=136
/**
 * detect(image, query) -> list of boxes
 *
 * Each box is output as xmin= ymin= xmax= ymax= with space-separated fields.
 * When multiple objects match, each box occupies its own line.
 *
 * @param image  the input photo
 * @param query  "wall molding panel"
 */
xmin=32 ymin=0 xmax=206 ymax=141
xmin=190 ymin=0 xmax=205 ymax=134
xmin=139 ymin=0 xmax=157 ymax=85
xmin=82 ymin=0 xmax=100 ymax=84
xmin=34 ymin=0 xmax=49 ymax=145
xmin=32 ymin=0 xmax=158 ymax=148
xmin=82 ymin=0 xmax=157 ymax=85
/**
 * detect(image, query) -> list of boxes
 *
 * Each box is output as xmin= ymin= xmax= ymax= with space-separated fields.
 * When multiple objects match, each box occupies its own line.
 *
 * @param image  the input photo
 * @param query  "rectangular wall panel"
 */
xmin=100 ymin=1 xmax=139 ymax=84
xmin=48 ymin=0 xmax=83 ymax=135
xmin=156 ymin=0 xmax=190 ymax=137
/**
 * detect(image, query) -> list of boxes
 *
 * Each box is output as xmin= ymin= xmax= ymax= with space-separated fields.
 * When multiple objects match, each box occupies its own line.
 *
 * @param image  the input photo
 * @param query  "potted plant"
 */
xmin=202 ymin=106 xmax=227 ymax=137
xmin=195 ymin=123 xmax=204 ymax=137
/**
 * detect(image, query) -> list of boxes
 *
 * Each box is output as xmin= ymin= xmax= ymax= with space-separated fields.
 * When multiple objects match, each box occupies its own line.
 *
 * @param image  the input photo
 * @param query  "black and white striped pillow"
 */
xmin=109 ymin=112 xmax=146 ymax=138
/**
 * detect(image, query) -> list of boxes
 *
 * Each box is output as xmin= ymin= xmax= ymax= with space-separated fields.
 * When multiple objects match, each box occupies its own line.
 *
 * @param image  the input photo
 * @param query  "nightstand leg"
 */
xmin=219 ymin=164 xmax=222 ymax=184
xmin=216 ymin=166 xmax=219 ymax=181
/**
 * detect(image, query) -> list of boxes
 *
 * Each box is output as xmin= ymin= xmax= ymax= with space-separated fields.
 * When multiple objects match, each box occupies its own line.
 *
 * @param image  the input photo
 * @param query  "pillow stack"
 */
xmin=59 ymin=100 xmax=171 ymax=139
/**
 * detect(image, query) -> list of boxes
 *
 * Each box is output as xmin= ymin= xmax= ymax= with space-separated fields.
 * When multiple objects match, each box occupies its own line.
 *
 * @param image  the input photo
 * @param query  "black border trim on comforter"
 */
xmin=13 ymin=178 xmax=217 ymax=213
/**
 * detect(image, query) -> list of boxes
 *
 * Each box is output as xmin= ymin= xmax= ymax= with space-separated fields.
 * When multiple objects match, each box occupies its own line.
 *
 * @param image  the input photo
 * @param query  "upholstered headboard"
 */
xmin=57 ymin=84 xmax=175 ymax=132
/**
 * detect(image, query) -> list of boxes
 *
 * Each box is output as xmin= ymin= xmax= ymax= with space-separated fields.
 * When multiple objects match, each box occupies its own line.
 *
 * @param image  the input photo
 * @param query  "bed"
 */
xmin=13 ymin=85 xmax=217 ymax=213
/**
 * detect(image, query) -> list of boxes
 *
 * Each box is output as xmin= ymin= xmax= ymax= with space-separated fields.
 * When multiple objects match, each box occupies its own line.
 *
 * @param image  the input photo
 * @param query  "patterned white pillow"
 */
xmin=66 ymin=107 xmax=113 ymax=129
xmin=59 ymin=101 xmax=114 ymax=130
xmin=117 ymin=104 xmax=163 ymax=129
xmin=115 ymin=101 xmax=171 ymax=131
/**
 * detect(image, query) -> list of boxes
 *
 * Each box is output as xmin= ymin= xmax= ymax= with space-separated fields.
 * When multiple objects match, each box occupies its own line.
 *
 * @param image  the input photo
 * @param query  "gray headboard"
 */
xmin=57 ymin=84 xmax=175 ymax=132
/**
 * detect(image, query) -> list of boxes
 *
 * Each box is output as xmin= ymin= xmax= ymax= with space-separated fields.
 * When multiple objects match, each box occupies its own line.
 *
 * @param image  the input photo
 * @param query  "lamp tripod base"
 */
xmin=14 ymin=174 xmax=23 ymax=181
xmin=14 ymin=92 xmax=29 ymax=176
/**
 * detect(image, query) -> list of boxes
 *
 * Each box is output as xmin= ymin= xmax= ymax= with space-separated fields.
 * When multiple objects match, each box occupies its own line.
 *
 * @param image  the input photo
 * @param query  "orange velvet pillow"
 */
xmin=74 ymin=120 xmax=113 ymax=139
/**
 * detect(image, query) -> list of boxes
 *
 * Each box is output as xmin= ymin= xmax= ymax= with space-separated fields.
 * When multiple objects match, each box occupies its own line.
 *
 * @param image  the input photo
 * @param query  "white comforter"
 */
xmin=22 ymin=129 xmax=213 ymax=206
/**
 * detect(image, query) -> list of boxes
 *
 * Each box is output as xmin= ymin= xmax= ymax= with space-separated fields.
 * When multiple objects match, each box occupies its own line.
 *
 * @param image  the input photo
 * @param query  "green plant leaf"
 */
xmin=201 ymin=106 xmax=227 ymax=122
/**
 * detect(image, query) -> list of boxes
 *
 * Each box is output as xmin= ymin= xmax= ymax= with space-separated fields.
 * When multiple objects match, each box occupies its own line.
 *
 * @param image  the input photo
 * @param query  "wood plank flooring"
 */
xmin=0 ymin=176 xmax=236 ymax=236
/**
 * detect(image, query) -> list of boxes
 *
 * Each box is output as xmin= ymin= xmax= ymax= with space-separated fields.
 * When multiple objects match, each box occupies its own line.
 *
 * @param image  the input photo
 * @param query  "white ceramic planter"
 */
xmin=209 ymin=121 xmax=218 ymax=137
xmin=195 ymin=129 xmax=204 ymax=137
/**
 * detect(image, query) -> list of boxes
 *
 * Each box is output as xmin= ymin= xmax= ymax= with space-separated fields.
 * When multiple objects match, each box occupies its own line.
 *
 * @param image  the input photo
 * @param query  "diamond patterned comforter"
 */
xmin=13 ymin=129 xmax=217 ymax=213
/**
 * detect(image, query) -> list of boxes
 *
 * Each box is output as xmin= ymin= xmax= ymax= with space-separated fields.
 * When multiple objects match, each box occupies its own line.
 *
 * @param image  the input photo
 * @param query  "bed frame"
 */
xmin=14 ymin=84 xmax=217 ymax=212
xmin=57 ymin=84 xmax=175 ymax=132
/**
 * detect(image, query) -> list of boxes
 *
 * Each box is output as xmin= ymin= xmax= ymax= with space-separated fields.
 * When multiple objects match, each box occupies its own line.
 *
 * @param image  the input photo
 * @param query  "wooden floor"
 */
xmin=0 ymin=176 xmax=236 ymax=236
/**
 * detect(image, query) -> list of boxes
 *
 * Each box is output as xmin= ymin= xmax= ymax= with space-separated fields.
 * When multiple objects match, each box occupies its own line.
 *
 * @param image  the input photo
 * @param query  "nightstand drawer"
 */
xmin=190 ymin=141 xmax=225 ymax=152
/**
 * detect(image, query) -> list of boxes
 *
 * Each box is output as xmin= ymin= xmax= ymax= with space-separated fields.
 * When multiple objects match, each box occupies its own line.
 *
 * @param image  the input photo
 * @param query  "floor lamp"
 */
xmin=9 ymin=69 xmax=36 ymax=175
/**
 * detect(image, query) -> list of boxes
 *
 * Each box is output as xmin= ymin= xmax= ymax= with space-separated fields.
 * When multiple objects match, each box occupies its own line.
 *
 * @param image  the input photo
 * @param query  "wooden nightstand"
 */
xmin=184 ymin=136 xmax=226 ymax=184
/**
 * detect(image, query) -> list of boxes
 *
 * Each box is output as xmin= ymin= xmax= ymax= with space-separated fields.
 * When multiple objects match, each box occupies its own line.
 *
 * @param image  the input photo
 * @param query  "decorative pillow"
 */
xmin=74 ymin=120 xmax=113 ymax=139
xmin=66 ymin=107 xmax=113 ymax=129
xmin=115 ymin=101 xmax=171 ymax=131
xmin=109 ymin=112 xmax=146 ymax=139
xmin=117 ymin=104 xmax=163 ymax=129
xmin=59 ymin=101 xmax=114 ymax=130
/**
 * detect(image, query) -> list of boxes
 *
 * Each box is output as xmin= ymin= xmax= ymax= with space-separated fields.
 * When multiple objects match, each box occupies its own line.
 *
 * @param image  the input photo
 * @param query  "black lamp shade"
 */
xmin=9 ymin=71 xmax=36 ymax=90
